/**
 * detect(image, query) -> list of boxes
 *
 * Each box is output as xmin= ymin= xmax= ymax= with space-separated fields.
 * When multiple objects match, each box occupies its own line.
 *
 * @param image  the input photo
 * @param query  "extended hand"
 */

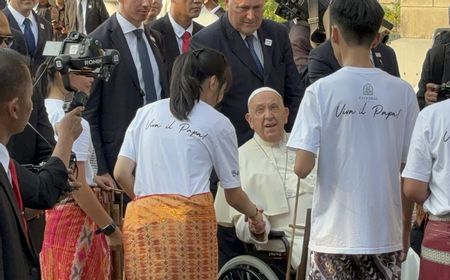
xmin=94 ymin=173 xmax=118 ymax=191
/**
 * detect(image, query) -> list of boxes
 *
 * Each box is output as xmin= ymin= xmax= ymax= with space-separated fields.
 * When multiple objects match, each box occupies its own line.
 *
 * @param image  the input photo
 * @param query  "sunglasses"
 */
xmin=0 ymin=35 xmax=14 ymax=47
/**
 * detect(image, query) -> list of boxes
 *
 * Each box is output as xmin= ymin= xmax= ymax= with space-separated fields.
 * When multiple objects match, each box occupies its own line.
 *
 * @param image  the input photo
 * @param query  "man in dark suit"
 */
xmin=308 ymin=39 xmax=400 ymax=84
xmin=150 ymin=0 xmax=203 ymax=77
xmin=85 ymin=0 xmax=169 ymax=186
xmin=191 ymin=0 xmax=301 ymax=146
xmin=1 ymin=9 xmax=56 ymax=255
xmin=0 ymin=48 xmax=82 ymax=280
xmin=64 ymin=0 xmax=109 ymax=35
xmin=3 ymin=0 xmax=53 ymax=75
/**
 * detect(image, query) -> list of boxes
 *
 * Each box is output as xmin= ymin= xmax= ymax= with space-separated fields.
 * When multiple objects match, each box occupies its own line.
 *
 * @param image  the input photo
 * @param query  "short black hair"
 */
xmin=0 ymin=48 xmax=30 ymax=102
xmin=330 ymin=0 xmax=384 ymax=47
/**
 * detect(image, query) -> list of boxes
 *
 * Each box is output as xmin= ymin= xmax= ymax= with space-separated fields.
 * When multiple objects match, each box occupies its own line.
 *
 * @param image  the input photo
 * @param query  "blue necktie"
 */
xmin=23 ymin=18 xmax=36 ymax=56
xmin=245 ymin=35 xmax=263 ymax=76
xmin=133 ymin=29 xmax=157 ymax=104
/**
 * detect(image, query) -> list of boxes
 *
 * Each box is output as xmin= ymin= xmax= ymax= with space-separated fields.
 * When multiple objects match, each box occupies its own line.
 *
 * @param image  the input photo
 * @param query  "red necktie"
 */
xmin=9 ymin=159 xmax=28 ymax=238
xmin=181 ymin=31 xmax=191 ymax=53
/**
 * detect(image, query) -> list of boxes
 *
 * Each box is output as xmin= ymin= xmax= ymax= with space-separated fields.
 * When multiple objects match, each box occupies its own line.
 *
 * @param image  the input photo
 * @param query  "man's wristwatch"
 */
xmin=95 ymin=222 xmax=117 ymax=236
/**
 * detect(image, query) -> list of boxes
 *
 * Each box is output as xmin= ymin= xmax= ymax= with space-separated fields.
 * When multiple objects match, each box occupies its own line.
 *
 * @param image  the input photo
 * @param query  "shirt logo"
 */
xmin=363 ymin=83 xmax=374 ymax=96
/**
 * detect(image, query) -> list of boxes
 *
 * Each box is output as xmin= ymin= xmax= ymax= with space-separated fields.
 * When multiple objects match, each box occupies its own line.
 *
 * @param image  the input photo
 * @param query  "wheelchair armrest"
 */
xmin=268 ymin=230 xmax=285 ymax=239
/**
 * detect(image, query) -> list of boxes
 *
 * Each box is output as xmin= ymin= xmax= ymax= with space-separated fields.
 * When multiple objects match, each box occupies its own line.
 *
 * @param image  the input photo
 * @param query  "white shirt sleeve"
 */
xmin=402 ymin=113 xmax=432 ymax=183
xmin=234 ymin=213 xmax=271 ymax=245
xmin=287 ymin=86 xmax=321 ymax=154
xmin=72 ymin=121 xmax=91 ymax=162
xmin=210 ymin=122 xmax=241 ymax=189
xmin=118 ymin=114 xmax=138 ymax=162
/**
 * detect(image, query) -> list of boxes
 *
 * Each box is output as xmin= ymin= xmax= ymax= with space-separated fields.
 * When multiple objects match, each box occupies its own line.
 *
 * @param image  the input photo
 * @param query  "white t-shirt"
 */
xmin=402 ymin=99 xmax=450 ymax=216
xmin=119 ymin=99 xmax=241 ymax=197
xmin=287 ymin=67 xmax=419 ymax=254
xmin=44 ymin=99 xmax=95 ymax=185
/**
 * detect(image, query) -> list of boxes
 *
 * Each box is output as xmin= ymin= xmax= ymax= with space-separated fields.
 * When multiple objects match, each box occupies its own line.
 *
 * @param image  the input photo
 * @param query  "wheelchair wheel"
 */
xmin=218 ymin=255 xmax=279 ymax=280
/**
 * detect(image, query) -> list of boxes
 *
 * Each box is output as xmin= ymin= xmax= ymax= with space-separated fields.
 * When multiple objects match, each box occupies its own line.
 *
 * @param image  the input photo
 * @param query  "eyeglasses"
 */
xmin=0 ymin=35 xmax=14 ymax=47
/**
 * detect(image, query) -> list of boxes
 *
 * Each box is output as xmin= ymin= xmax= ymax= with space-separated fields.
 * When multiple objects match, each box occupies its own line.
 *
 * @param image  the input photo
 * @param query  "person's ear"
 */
xmin=331 ymin=25 xmax=339 ymax=45
xmin=245 ymin=112 xmax=253 ymax=129
xmin=283 ymin=107 xmax=289 ymax=125
xmin=6 ymin=97 xmax=20 ymax=119
xmin=209 ymin=75 xmax=219 ymax=91
xmin=370 ymin=33 xmax=381 ymax=49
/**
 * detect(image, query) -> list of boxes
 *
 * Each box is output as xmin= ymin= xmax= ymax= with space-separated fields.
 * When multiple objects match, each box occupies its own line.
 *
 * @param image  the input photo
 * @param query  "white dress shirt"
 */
xmin=168 ymin=12 xmax=194 ymax=54
xmin=8 ymin=4 xmax=38 ymax=46
xmin=116 ymin=12 xmax=162 ymax=100
xmin=0 ymin=143 xmax=12 ymax=186
xmin=76 ymin=0 xmax=87 ymax=34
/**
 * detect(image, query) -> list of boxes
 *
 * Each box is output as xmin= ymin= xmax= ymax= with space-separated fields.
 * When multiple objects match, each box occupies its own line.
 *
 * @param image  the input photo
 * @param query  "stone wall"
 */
xmin=381 ymin=0 xmax=449 ymax=38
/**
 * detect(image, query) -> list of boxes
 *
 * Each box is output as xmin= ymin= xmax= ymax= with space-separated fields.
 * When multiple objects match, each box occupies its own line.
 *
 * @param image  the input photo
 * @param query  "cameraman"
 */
xmin=416 ymin=38 xmax=450 ymax=109
xmin=0 ymin=48 xmax=82 ymax=280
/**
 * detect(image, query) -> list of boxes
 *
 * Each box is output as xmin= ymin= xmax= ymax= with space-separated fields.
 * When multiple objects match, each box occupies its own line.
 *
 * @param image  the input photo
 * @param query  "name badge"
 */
xmin=40 ymin=23 xmax=45 ymax=30
xmin=265 ymin=39 xmax=272 ymax=46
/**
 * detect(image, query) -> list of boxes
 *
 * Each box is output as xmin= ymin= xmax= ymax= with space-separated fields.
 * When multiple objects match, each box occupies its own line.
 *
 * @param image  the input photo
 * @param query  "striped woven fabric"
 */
xmin=420 ymin=219 xmax=450 ymax=280
xmin=40 ymin=203 xmax=111 ymax=280
xmin=123 ymin=193 xmax=217 ymax=280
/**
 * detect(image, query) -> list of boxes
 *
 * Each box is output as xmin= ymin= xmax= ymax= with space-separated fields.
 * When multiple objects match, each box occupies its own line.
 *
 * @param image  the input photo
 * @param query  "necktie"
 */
xmin=8 ymin=159 xmax=29 ymax=238
xmin=181 ymin=31 xmax=191 ymax=53
xmin=77 ymin=0 xmax=84 ymax=33
xmin=133 ymin=29 xmax=157 ymax=103
xmin=245 ymin=35 xmax=264 ymax=76
xmin=23 ymin=18 xmax=36 ymax=56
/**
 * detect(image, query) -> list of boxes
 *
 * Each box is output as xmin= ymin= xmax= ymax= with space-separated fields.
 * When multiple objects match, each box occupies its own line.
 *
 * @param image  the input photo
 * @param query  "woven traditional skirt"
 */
xmin=420 ymin=214 xmax=450 ymax=280
xmin=40 ymin=203 xmax=111 ymax=280
xmin=123 ymin=192 xmax=217 ymax=280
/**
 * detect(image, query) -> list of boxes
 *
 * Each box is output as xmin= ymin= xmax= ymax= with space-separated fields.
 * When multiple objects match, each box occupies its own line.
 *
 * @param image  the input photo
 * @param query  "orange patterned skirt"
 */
xmin=40 ymin=203 xmax=111 ymax=280
xmin=123 ymin=193 xmax=218 ymax=280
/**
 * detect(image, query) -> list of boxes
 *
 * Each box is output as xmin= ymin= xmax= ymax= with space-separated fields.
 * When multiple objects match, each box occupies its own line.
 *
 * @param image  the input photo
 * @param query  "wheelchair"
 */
xmin=218 ymin=209 xmax=311 ymax=280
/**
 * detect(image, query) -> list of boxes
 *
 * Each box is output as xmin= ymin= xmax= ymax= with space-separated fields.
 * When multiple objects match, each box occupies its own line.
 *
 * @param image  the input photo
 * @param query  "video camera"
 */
xmin=274 ymin=0 xmax=330 ymax=44
xmin=43 ymin=32 xmax=119 ymax=112
xmin=438 ymin=81 xmax=450 ymax=102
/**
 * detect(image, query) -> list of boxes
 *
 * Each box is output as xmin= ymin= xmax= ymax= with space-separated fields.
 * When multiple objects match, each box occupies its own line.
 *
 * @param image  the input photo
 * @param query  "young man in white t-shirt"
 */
xmin=402 ymin=99 xmax=450 ymax=280
xmin=286 ymin=0 xmax=420 ymax=278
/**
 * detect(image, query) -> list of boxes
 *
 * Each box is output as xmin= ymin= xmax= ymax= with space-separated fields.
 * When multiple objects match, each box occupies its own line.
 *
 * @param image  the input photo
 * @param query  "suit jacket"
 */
xmin=150 ymin=14 xmax=203 ymax=78
xmin=3 ymin=8 xmax=52 ymax=75
xmin=308 ymin=39 xmax=400 ymax=85
xmin=7 ymin=89 xmax=56 ymax=165
xmin=0 ymin=156 xmax=68 ymax=280
xmin=85 ymin=14 xmax=169 ymax=175
xmin=64 ymin=0 xmax=109 ymax=34
xmin=191 ymin=14 xmax=302 ymax=146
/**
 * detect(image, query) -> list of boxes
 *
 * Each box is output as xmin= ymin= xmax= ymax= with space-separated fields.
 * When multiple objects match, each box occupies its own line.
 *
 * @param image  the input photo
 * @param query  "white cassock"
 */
xmin=215 ymin=132 xmax=316 ymax=269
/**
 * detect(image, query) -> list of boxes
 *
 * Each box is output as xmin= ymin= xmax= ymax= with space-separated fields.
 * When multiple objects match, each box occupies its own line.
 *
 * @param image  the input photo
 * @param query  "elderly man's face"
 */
xmin=10 ymin=0 xmax=38 ymax=15
xmin=246 ymin=91 xmax=288 ymax=143
xmin=227 ymin=0 xmax=264 ymax=36
xmin=0 ymin=12 xmax=13 ymax=48
xmin=119 ymin=0 xmax=152 ymax=27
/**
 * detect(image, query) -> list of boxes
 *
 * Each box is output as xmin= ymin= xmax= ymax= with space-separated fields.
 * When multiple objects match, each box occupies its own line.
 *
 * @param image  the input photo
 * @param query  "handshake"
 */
xmin=247 ymin=209 xmax=266 ymax=241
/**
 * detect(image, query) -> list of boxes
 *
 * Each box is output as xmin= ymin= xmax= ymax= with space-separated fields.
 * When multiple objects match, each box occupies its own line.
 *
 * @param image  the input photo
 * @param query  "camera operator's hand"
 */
xmin=55 ymin=106 xmax=84 ymax=142
xmin=106 ymin=227 xmax=123 ymax=250
xmin=425 ymin=83 xmax=439 ymax=106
